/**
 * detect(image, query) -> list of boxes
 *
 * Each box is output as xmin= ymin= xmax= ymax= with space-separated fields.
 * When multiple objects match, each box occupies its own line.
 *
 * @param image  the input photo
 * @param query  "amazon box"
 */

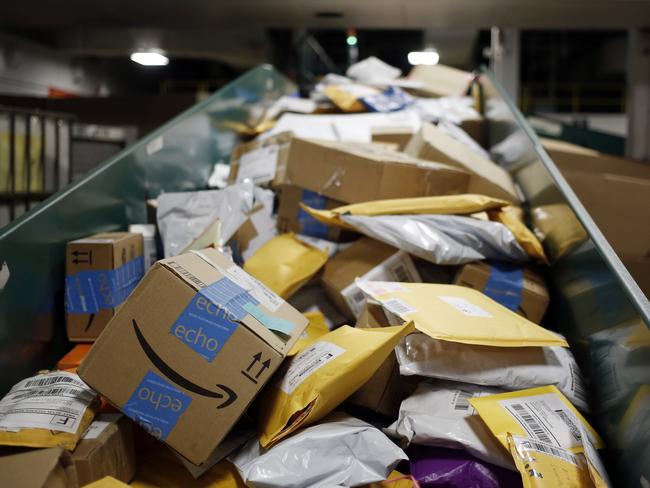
xmin=65 ymin=232 xmax=145 ymax=342
xmin=348 ymin=302 xmax=419 ymax=417
xmin=78 ymin=248 xmax=308 ymax=466
xmin=284 ymin=137 xmax=469 ymax=204
xmin=371 ymin=126 xmax=414 ymax=151
xmin=321 ymin=237 xmax=421 ymax=320
xmin=71 ymin=414 xmax=135 ymax=486
xmin=228 ymin=132 xmax=293 ymax=188
xmin=277 ymin=184 xmax=348 ymax=241
xmin=454 ymin=261 xmax=549 ymax=324
xmin=405 ymin=122 xmax=519 ymax=202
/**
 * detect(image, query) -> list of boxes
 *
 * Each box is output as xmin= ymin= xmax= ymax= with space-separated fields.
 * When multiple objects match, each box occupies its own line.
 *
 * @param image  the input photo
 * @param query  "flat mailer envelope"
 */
xmin=78 ymin=248 xmax=308 ymax=466
xmin=357 ymin=281 xmax=567 ymax=348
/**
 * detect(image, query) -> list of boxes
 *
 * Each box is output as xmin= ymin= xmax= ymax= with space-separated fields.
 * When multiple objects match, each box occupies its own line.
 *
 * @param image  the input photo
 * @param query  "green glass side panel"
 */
xmin=0 ymin=65 xmax=296 ymax=393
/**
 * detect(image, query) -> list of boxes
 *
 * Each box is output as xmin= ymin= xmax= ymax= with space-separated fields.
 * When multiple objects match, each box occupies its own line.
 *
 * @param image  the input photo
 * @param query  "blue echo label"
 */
xmin=123 ymin=370 xmax=192 ymax=441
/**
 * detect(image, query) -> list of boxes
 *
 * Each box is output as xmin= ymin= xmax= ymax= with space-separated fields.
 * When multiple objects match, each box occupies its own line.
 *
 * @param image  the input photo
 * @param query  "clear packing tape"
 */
xmin=301 ymin=194 xmax=548 ymax=265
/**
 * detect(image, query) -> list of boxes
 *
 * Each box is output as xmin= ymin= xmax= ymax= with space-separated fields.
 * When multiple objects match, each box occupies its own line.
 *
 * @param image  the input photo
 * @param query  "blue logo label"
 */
xmin=65 ymin=256 xmax=145 ymax=314
xmin=123 ymin=370 xmax=192 ymax=441
xmin=297 ymin=189 xmax=330 ymax=239
xmin=169 ymin=277 xmax=258 ymax=362
xmin=484 ymin=261 xmax=524 ymax=311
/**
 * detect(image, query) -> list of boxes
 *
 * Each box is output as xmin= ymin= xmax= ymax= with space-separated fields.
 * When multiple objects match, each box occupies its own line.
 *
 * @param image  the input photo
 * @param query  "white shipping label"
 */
xmin=357 ymin=280 xmax=408 ymax=298
xmin=438 ymin=296 xmax=493 ymax=318
xmin=277 ymin=341 xmax=346 ymax=395
xmin=81 ymin=413 xmax=122 ymax=440
xmin=512 ymin=435 xmax=581 ymax=467
xmin=342 ymin=252 xmax=421 ymax=317
xmin=0 ymin=372 xmax=96 ymax=434
xmin=499 ymin=393 xmax=592 ymax=450
xmin=236 ymin=145 xmax=279 ymax=184
xmin=382 ymin=297 xmax=417 ymax=316
xmin=226 ymin=265 xmax=283 ymax=312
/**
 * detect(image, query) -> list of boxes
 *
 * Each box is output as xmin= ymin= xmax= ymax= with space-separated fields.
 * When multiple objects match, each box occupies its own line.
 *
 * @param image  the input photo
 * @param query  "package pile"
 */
xmin=0 ymin=58 xmax=611 ymax=488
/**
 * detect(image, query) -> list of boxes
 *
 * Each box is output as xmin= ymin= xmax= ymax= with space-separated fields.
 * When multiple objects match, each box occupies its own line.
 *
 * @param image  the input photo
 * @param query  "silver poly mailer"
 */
xmin=396 ymin=332 xmax=589 ymax=411
xmin=230 ymin=413 xmax=407 ymax=488
xmin=342 ymin=213 xmax=529 ymax=265
xmin=157 ymin=181 xmax=254 ymax=257
xmin=384 ymin=380 xmax=515 ymax=471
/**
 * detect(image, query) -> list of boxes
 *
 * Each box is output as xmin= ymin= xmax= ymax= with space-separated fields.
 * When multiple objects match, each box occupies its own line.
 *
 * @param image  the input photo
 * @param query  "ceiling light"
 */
xmin=408 ymin=50 xmax=439 ymax=66
xmin=130 ymin=51 xmax=169 ymax=66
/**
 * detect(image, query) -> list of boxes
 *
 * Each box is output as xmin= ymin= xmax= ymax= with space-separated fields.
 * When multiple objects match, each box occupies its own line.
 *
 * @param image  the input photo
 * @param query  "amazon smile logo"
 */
xmin=132 ymin=318 xmax=237 ymax=409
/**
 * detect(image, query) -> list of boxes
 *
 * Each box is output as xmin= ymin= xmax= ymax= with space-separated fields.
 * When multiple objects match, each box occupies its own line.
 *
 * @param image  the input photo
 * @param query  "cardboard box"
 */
xmin=542 ymin=138 xmax=650 ymax=180
xmin=65 ymin=232 xmax=145 ymax=342
xmin=71 ymin=414 xmax=135 ymax=486
xmin=321 ymin=237 xmax=422 ymax=319
xmin=277 ymin=184 xmax=348 ymax=242
xmin=407 ymin=64 xmax=474 ymax=98
xmin=228 ymin=132 xmax=293 ymax=187
xmin=0 ymin=447 xmax=79 ymax=488
xmin=78 ymin=248 xmax=308 ymax=466
xmin=453 ymin=261 xmax=549 ymax=324
xmin=284 ymin=137 xmax=469 ymax=204
xmin=347 ymin=303 xmax=419 ymax=417
xmin=405 ymin=122 xmax=519 ymax=202
xmin=459 ymin=117 xmax=487 ymax=148
xmin=371 ymin=126 xmax=414 ymax=151
xmin=57 ymin=344 xmax=93 ymax=372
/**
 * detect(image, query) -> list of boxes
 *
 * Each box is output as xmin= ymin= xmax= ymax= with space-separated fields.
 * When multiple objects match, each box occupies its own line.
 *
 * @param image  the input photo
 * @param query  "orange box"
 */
xmin=57 ymin=344 xmax=93 ymax=372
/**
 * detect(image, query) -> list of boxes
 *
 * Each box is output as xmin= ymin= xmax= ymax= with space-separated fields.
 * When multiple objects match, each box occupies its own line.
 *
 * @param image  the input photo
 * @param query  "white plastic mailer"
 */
xmin=384 ymin=380 xmax=515 ymax=470
xmin=157 ymin=181 xmax=255 ymax=257
xmin=230 ymin=413 xmax=407 ymax=488
xmin=395 ymin=333 xmax=589 ymax=411
xmin=342 ymin=213 xmax=529 ymax=265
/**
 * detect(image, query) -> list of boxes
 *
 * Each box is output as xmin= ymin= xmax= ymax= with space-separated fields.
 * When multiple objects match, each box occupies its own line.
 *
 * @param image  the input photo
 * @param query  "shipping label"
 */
xmin=81 ymin=413 xmax=122 ymax=440
xmin=278 ymin=341 xmax=346 ymax=395
xmin=438 ymin=295 xmax=493 ymax=318
xmin=236 ymin=145 xmax=279 ymax=184
xmin=0 ymin=372 xmax=96 ymax=434
xmin=123 ymin=371 xmax=192 ymax=441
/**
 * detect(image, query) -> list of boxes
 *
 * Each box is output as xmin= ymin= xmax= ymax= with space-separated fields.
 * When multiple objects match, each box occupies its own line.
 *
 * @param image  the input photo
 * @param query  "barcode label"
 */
xmin=278 ymin=341 xmax=346 ymax=395
xmin=518 ymin=438 xmax=580 ymax=466
xmin=453 ymin=390 xmax=473 ymax=411
xmin=509 ymin=403 xmax=553 ymax=444
xmin=554 ymin=409 xmax=582 ymax=443
xmin=165 ymin=261 xmax=207 ymax=288
xmin=391 ymin=263 xmax=409 ymax=282
xmin=382 ymin=297 xmax=416 ymax=316
xmin=24 ymin=376 xmax=75 ymax=388
xmin=12 ymin=387 xmax=86 ymax=400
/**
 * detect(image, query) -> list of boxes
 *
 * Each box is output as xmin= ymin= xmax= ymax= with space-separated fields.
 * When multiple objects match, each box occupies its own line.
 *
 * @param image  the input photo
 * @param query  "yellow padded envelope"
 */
xmin=357 ymin=281 xmax=567 ymax=347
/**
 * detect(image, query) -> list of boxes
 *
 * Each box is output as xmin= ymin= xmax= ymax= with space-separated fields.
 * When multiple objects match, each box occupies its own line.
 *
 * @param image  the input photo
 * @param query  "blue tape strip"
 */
xmin=243 ymin=302 xmax=295 ymax=337
xmin=360 ymin=86 xmax=414 ymax=113
xmin=170 ymin=276 xmax=258 ymax=362
xmin=123 ymin=370 xmax=192 ymax=441
xmin=483 ymin=261 xmax=524 ymax=311
xmin=65 ymin=256 xmax=145 ymax=314
xmin=297 ymin=189 xmax=330 ymax=239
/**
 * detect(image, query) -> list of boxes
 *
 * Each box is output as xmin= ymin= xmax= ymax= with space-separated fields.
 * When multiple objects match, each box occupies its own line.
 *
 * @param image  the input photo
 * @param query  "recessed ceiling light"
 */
xmin=130 ymin=51 xmax=169 ymax=66
xmin=408 ymin=50 xmax=440 ymax=66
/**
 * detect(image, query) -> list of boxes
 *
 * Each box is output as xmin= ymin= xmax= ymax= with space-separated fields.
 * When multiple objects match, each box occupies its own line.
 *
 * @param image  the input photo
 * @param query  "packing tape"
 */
xmin=483 ymin=261 xmax=524 ymax=312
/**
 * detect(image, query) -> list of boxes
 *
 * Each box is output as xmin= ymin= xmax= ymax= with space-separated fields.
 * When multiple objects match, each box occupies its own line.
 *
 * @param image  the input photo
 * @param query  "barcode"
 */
xmin=453 ymin=390 xmax=473 ymax=411
xmin=383 ymin=298 xmax=416 ymax=316
xmin=520 ymin=439 xmax=580 ymax=466
xmin=511 ymin=403 xmax=553 ymax=444
xmin=24 ymin=376 xmax=75 ymax=388
xmin=165 ymin=261 xmax=207 ymax=288
xmin=391 ymin=263 xmax=409 ymax=282
xmin=554 ymin=409 xmax=582 ymax=442
xmin=569 ymin=362 xmax=588 ymax=403
xmin=12 ymin=387 xmax=85 ymax=400
xmin=350 ymin=290 xmax=365 ymax=307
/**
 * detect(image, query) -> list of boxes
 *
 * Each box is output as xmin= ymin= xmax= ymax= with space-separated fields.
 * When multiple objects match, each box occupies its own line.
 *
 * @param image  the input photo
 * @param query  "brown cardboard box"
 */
xmin=228 ymin=132 xmax=293 ymax=187
xmin=71 ymin=414 xmax=135 ymax=486
xmin=459 ymin=117 xmax=487 ymax=148
xmin=0 ymin=447 xmax=79 ymax=488
xmin=277 ymin=184 xmax=348 ymax=242
xmin=78 ymin=248 xmax=308 ymax=466
xmin=371 ymin=126 xmax=414 ymax=151
xmin=407 ymin=64 xmax=474 ymax=98
xmin=321 ymin=237 xmax=421 ymax=319
xmin=454 ymin=261 xmax=549 ymax=324
xmin=284 ymin=137 xmax=469 ymax=204
xmin=65 ymin=232 xmax=145 ymax=342
xmin=405 ymin=122 xmax=519 ymax=202
xmin=541 ymin=138 xmax=650 ymax=180
xmin=347 ymin=303 xmax=419 ymax=417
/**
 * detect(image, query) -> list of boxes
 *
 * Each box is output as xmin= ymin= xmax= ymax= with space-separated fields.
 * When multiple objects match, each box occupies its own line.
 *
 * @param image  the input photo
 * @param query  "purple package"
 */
xmin=408 ymin=445 xmax=522 ymax=488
